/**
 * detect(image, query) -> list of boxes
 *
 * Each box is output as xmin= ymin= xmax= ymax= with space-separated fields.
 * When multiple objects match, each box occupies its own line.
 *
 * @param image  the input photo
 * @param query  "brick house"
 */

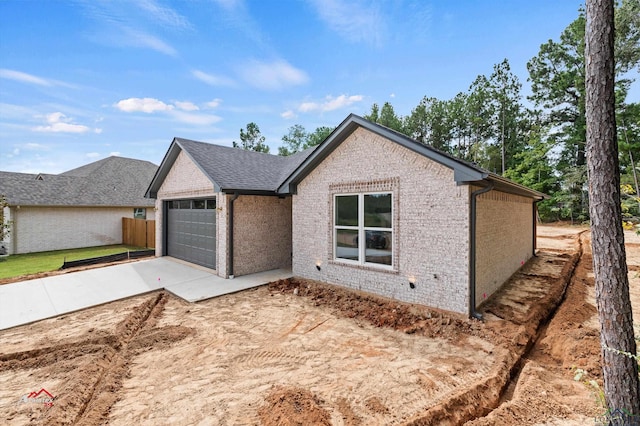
xmin=146 ymin=114 xmax=545 ymax=317
xmin=0 ymin=156 xmax=157 ymax=255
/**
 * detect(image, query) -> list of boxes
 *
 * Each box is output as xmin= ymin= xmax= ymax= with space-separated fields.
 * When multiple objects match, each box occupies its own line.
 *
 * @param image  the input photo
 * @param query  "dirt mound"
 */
xmin=268 ymin=278 xmax=495 ymax=344
xmin=258 ymin=386 xmax=331 ymax=426
xmin=336 ymin=397 xmax=362 ymax=425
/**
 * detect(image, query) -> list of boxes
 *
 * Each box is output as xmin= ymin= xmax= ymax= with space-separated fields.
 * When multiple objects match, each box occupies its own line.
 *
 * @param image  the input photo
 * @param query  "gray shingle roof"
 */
xmin=146 ymin=138 xmax=317 ymax=198
xmin=1 ymin=156 xmax=158 ymax=207
xmin=147 ymin=114 xmax=545 ymax=201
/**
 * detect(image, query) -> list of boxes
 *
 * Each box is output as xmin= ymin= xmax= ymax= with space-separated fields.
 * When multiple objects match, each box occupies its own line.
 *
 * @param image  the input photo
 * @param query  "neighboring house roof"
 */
xmin=277 ymin=114 xmax=547 ymax=200
xmin=1 ymin=156 xmax=158 ymax=207
xmin=145 ymin=138 xmax=316 ymax=198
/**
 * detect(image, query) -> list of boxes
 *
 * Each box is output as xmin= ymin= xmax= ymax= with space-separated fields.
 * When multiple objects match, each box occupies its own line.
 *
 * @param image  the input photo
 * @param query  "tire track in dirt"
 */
xmin=0 ymin=291 xmax=194 ymax=426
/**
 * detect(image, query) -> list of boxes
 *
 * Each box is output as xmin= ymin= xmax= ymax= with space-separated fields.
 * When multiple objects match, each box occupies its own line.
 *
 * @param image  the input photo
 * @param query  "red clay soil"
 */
xmin=259 ymin=386 xmax=332 ymax=426
xmin=467 ymin=233 xmax=604 ymax=425
xmin=268 ymin=279 xmax=500 ymax=345
xmin=267 ymin=244 xmax=581 ymax=425
xmin=3 ymin=227 xmax=627 ymax=425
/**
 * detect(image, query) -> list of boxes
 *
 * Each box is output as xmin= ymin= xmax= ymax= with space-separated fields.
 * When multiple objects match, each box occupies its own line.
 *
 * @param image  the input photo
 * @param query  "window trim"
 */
xmin=334 ymin=191 xmax=394 ymax=269
xmin=133 ymin=208 xmax=146 ymax=219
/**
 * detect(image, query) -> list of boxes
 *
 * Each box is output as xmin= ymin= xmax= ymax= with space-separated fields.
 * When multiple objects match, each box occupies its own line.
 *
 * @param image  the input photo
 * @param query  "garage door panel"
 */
xmin=166 ymin=198 xmax=216 ymax=269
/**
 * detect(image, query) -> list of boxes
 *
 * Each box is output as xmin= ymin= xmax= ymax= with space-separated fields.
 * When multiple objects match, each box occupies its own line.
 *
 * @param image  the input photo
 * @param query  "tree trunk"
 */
xmin=585 ymin=0 xmax=640 ymax=415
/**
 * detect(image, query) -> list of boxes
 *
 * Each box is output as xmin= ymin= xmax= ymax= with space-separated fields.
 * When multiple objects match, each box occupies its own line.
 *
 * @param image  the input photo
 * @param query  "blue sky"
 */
xmin=0 ymin=0 xmax=626 ymax=173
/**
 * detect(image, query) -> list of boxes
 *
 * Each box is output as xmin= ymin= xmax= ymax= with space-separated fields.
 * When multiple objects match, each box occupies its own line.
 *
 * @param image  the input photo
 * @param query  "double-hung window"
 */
xmin=334 ymin=192 xmax=393 ymax=267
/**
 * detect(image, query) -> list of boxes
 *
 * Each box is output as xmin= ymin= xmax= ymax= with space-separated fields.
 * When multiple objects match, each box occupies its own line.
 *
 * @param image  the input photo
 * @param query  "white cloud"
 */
xmin=175 ymin=101 xmax=199 ymax=111
xmin=281 ymin=110 xmax=296 ymax=119
xmin=122 ymin=28 xmax=177 ymax=56
xmin=0 ymin=69 xmax=51 ymax=86
xmin=114 ymin=97 xmax=222 ymax=126
xmin=109 ymin=151 xmax=121 ymax=156
xmin=171 ymin=111 xmax=222 ymax=126
xmin=115 ymin=97 xmax=174 ymax=113
xmin=12 ymin=148 xmax=20 ymax=156
xmin=86 ymin=152 xmax=100 ymax=158
xmin=205 ymin=99 xmax=222 ymax=108
xmin=239 ymin=60 xmax=308 ymax=90
xmin=309 ymin=0 xmax=385 ymax=46
xmin=137 ymin=0 xmax=192 ymax=30
xmin=298 ymin=94 xmax=364 ymax=113
xmin=32 ymin=112 xmax=91 ymax=133
xmin=23 ymin=143 xmax=49 ymax=151
xmin=192 ymin=70 xmax=236 ymax=87
xmin=79 ymin=1 xmax=186 ymax=56
xmin=390 ymin=93 xmax=396 ymax=98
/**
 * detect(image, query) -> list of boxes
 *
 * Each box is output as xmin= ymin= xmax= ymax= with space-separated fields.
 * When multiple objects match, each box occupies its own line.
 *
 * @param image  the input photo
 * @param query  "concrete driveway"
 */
xmin=0 ymin=257 xmax=291 ymax=330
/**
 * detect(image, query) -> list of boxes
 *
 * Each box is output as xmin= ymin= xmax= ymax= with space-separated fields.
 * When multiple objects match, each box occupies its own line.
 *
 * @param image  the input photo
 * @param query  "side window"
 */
xmin=334 ymin=193 xmax=393 ymax=267
xmin=134 ymin=208 xmax=146 ymax=219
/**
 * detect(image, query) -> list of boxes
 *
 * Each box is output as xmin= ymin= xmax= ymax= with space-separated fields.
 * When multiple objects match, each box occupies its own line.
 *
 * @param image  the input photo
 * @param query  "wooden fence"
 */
xmin=122 ymin=218 xmax=155 ymax=248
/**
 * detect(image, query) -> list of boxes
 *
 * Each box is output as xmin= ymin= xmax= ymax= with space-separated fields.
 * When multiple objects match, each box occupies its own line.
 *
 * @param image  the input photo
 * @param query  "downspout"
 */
xmin=228 ymin=192 xmax=240 ymax=278
xmin=532 ymin=198 xmax=543 ymax=257
xmin=162 ymin=201 xmax=169 ymax=256
xmin=469 ymin=183 xmax=494 ymax=320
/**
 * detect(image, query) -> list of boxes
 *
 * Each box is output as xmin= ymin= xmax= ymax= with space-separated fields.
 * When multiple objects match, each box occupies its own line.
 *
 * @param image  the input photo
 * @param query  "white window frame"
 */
xmin=334 ymin=192 xmax=393 ymax=269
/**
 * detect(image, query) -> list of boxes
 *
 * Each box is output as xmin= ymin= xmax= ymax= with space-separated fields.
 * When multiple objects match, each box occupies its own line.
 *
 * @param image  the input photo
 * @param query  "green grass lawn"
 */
xmin=0 ymin=245 xmax=145 ymax=280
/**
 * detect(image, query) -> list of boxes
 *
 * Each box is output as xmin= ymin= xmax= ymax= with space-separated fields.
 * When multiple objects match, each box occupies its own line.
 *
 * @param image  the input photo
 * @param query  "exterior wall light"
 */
xmin=408 ymin=275 xmax=416 ymax=289
xmin=315 ymin=260 xmax=322 ymax=271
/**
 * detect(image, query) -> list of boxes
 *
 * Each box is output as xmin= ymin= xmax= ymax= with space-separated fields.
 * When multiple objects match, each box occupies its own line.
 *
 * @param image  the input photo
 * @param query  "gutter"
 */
xmin=469 ymin=183 xmax=494 ymax=320
xmin=227 ymin=192 xmax=240 ymax=278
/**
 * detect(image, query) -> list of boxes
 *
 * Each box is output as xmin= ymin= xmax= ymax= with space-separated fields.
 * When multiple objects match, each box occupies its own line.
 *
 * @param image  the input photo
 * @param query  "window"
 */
xmin=134 ymin=208 xmax=146 ymax=219
xmin=167 ymin=199 xmax=216 ymax=210
xmin=335 ymin=193 xmax=393 ymax=266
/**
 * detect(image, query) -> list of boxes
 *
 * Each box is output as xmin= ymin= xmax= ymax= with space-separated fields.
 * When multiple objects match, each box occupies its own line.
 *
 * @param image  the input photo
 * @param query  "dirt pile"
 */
xmin=259 ymin=386 xmax=331 ymax=426
xmin=268 ymin=279 xmax=496 ymax=344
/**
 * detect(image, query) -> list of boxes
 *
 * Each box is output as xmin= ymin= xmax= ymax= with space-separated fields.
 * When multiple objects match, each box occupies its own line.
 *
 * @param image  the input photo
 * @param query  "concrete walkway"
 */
xmin=0 ymin=257 xmax=292 ymax=330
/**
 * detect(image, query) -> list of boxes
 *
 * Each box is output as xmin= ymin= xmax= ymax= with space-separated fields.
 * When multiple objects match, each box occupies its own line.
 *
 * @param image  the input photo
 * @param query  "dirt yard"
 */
xmin=1 ymin=225 xmax=639 ymax=425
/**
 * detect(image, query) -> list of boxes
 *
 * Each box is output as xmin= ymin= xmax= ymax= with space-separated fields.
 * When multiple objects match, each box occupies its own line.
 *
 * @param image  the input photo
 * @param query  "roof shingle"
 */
xmin=0 ymin=156 xmax=158 ymax=207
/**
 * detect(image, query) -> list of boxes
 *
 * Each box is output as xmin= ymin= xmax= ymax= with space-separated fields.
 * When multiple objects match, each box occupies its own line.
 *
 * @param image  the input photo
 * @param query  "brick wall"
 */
xmin=12 ymin=206 xmax=136 ymax=254
xmin=155 ymin=150 xmax=216 ymax=260
xmin=232 ymin=195 xmax=292 ymax=276
xmin=475 ymin=190 xmax=534 ymax=306
xmin=292 ymin=127 xmax=471 ymax=314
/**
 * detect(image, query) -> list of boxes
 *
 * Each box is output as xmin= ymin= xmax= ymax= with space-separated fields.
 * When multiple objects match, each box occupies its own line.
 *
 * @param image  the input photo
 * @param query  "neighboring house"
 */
xmin=146 ymin=114 xmax=545 ymax=317
xmin=0 ymin=156 xmax=157 ymax=255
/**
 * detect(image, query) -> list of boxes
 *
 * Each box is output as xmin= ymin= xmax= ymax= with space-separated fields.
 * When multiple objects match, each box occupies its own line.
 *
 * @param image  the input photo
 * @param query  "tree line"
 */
xmin=234 ymin=0 xmax=639 ymax=223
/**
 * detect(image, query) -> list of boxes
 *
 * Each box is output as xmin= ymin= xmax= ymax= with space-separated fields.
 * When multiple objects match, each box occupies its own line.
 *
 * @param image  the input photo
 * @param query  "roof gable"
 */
xmin=145 ymin=138 xmax=316 ymax=198
xmin=277 ymin=114 xmax=545 ymax=200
